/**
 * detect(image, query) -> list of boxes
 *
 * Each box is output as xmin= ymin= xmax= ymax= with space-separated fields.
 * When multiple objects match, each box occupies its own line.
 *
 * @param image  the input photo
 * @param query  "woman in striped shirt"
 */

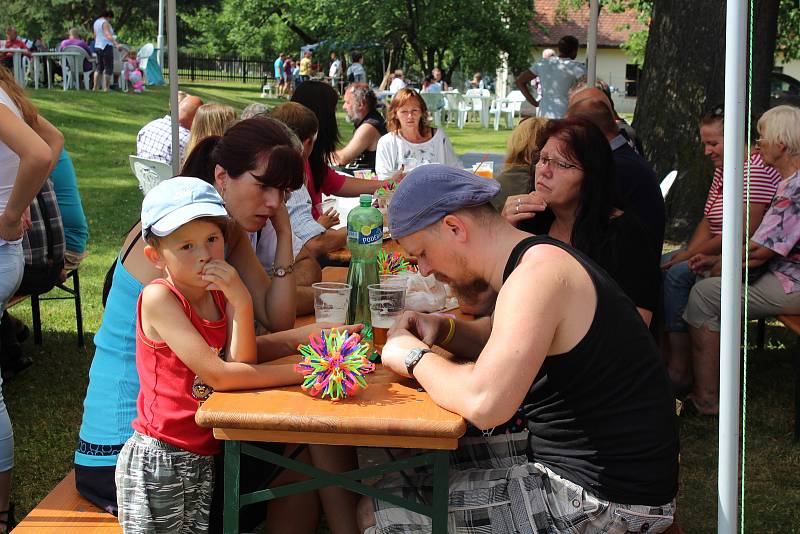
xmin=661 ymin=106 xmax=780 ymax=395
xmin=683 ymin=105 xmax=800 ymax=416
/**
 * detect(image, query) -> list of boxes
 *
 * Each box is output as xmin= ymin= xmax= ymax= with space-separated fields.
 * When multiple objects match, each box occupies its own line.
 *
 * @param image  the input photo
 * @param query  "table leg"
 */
xmin=431 ymin=450 xmax=449 ymax=533
xmin=223 ymin=441 xmax=241 ymax=534
xmin=46 ymin=60 xmax=52 ymax=89
xmin=33 ymin=57 xmax=39 ymax=89
xmin=62 ymin=57 xmax=69 ymax=91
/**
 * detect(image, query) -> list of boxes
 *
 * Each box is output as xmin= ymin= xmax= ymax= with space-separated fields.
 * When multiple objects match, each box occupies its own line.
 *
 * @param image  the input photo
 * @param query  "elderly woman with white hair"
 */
xmin=682 ymin=105 xmax=800 ymax=416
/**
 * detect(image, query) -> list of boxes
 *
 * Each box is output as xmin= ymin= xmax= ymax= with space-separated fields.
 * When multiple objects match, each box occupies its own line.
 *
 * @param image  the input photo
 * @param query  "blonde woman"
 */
xmin=490 ymin=117 xmax=549 ymax=211
xmin=0 ymin=64 xmax=63 ymax=531
xmin=183 ymin=103 xmax=237 ymax=162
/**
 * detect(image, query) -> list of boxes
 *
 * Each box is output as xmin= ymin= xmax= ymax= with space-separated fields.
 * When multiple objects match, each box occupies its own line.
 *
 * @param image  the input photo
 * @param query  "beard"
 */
xmin=434 ymin=272 xmax=490 ymax=303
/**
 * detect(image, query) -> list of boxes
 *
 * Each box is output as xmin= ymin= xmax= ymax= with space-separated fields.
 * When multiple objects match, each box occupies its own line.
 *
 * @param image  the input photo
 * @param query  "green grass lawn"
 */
xmin=6 ymin=81 xmax=800 ymax=532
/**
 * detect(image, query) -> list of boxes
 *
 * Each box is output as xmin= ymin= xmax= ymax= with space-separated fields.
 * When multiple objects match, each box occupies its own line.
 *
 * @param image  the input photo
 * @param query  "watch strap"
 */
xmin=405 ymin=348 xmax=432 ymax=376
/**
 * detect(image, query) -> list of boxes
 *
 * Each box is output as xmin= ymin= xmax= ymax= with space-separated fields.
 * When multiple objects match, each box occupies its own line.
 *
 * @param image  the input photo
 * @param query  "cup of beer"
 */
xmin=313 ymin=282 xmax=351 ymax=324
xmin=473 ymin=160 xmax=493 ymax=178
xmin=368 ymin=283 xmax=406 ymax=353
xmin=380 ymin=273 xmax=409 ymax=289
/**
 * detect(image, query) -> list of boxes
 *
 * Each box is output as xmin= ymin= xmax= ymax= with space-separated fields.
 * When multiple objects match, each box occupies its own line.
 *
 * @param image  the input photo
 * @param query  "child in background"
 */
xmin=122 ymin=50 xmax=144 ymax=93
xmin=115 ymin=177 xmax=302 ymax=533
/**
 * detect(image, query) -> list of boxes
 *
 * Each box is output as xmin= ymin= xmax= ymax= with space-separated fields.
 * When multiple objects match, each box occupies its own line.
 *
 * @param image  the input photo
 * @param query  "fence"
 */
xmin=163 ymin=54 xmax=271 ymax=84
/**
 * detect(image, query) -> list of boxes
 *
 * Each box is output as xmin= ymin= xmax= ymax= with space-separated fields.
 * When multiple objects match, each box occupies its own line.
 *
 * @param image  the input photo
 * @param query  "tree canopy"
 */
xmin=180 ymin=0 xmax=537 ymax=83
xmin=0 ymin=0 xmax=214 ymax=50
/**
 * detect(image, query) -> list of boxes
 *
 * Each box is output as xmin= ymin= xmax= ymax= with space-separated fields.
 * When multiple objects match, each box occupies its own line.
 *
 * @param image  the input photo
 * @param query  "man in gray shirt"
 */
xmin=516 ymin=35 xmax=585 ymax=119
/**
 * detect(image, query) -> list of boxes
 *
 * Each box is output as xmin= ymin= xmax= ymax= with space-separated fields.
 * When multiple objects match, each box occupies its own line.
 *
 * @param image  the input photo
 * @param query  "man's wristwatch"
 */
xmin=405 ymin=348 xmax=432 ymax=376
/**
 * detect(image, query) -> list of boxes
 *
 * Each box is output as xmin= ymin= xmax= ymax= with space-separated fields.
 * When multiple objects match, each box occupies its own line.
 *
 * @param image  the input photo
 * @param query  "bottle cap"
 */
xmin=359 ymin=194 xmax=373 ymax=207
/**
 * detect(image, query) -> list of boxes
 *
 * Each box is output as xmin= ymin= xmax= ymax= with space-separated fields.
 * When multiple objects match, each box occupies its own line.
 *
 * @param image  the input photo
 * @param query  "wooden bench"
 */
xmin=12 ymin=470 xmax=120 ymax=533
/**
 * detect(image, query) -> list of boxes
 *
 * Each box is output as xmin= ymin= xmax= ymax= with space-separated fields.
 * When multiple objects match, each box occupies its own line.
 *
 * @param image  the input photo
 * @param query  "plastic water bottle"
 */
xmin=346 ymin=194 xmax=383 ymax=334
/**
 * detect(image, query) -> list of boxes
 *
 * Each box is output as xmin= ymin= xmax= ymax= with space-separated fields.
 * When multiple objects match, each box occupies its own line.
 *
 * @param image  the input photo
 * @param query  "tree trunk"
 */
xmin=633 ymin=0 xmax=779 ymax=242
xmin=751 ymin=0 xmax=779 ymax=118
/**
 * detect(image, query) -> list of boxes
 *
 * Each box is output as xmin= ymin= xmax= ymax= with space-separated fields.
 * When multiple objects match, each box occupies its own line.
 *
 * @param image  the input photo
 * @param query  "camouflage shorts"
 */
xmin=115 ymin=431 xmax=214 ymax=533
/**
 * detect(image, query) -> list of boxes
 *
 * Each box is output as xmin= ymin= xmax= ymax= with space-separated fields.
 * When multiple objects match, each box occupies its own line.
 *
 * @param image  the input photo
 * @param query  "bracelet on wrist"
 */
xmin=440 ymin=317 xmax=456 ymax=347
xmin=268 ymin=259 xmax=295 ymax=278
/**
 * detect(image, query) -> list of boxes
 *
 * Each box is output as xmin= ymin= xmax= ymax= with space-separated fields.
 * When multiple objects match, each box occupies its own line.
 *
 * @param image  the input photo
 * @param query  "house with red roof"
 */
xmin=526 ymin=0 xmax=800 ymax=111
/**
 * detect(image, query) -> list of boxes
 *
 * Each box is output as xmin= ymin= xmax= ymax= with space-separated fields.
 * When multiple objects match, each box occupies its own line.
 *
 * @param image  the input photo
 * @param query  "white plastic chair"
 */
xmin=137 ymin=43 xmax=154 ymax=70
xmin=129 ymin=155 xmax=173 ymax=195
xmin=660 ymin=170 xmax=678 ymax=199
xmin=490 ymin=90 xmax=526 ymax=130
xmin=443 ymin=92 xmax=471 ymax=129
xmin=420 ymin=92 xmax=445 ymax=127
xmin=114 ymin=44 xmax=131 ymax=90
xmin=465 ymin=88 xmax=491 ymax=126
xmin=62 ymin=45 xmax=94 ymax=90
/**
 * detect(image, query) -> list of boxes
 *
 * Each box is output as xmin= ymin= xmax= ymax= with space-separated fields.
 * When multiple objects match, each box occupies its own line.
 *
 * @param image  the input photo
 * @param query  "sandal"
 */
xmin=0 ymin=502 xmax=17 ymax=532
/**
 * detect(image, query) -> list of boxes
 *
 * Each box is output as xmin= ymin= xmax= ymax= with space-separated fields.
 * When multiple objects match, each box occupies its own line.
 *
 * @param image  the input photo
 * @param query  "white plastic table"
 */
xmin=0 ymin=48 xmax=28 ymax=86
xmin=32 ymin=51 xmax=83 ymax=90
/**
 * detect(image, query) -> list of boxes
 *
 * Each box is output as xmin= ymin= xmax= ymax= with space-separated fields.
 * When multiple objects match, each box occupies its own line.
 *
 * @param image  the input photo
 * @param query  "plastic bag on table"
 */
xmin=404 ymin=271 xmax=447 ymax=312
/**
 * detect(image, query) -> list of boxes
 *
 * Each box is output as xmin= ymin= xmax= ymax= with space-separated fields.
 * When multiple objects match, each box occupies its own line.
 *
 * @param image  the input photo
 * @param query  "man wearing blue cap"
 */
xmin=357 ymin=165 xmax=679 ymax=533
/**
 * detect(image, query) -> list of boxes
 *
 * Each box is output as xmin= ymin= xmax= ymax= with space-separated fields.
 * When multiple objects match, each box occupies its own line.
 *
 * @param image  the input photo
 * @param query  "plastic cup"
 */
xmin=312 ymin=282 xmax=351 ymax=324
xmin=380 ymin=273 xmax=409 ymax=290
xmin=368 ymin=284 xmax=406 ymax=352
xmin=473 ymin=160 xmax=494 ymax=178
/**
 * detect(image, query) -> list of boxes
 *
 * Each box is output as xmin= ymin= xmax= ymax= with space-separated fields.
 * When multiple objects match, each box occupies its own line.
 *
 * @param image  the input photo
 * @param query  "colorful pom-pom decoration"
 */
xmin=294 ymin=328 xmax=375 ymax=401
xmin=377 ymin=250 xmax=411 ymax=275
xmin=375 ymin=180 xmax=398 ymax=196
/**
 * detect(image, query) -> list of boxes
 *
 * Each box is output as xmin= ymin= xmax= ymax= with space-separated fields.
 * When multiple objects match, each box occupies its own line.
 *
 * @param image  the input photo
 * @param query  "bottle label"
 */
xmin=348 ymin=223 xmax=383 ymax=245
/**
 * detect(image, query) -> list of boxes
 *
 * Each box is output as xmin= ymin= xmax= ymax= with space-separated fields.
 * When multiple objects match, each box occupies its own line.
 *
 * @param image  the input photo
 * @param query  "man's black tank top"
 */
xmin=350 ymin=110 xmax=388 ymax=170
xmin=503 ymin=235 xmax=679 ymax=505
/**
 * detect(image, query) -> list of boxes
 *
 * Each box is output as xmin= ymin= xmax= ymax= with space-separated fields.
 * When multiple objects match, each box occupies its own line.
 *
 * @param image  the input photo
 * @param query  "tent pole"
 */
xmin=167 ymin=0 xmax=180 ymax=176
xmin=157 ymin=0 xmax=165 ymax=68
xmin=586 ymin=0 xmax=599 ymax=86
xmin=718 ymin=1 xmax=747 ymax=532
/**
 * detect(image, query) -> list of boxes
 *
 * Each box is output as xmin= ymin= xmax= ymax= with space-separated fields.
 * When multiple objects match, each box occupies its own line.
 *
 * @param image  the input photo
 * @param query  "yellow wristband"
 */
xmin=441 ymin=317 xmax=456 ymax=347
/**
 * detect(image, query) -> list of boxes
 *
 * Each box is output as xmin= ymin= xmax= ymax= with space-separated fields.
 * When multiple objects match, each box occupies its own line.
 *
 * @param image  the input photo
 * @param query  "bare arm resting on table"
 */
xmin=142 ymin=284 xmax=302 ymax=390
xmin=382 ymin=245 xmax=594 ymax=429
xmin=336 ymin=177 xmax=383 ymax=197
xmin=333 ymin=123 xmax=381 ymax=166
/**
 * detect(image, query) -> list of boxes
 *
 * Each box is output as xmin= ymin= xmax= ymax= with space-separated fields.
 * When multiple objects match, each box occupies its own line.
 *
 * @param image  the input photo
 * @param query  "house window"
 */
xmin=625 ymin=64 xmax=641 ymax=97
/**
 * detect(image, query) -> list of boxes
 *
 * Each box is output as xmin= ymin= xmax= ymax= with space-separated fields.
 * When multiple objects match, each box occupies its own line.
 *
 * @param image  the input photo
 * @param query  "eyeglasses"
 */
xmin=398 ymin=108 xmax=422 ymax=116
xmin=756 ymin=138 xmax=768 ymax=147
xmin=533 ymin=154 xmax=583 ymax=171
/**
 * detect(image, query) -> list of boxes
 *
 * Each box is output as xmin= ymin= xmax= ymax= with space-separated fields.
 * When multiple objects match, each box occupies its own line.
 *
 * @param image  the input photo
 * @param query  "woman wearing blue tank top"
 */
xmin=76 ymin=118 xmax=345 ymax=532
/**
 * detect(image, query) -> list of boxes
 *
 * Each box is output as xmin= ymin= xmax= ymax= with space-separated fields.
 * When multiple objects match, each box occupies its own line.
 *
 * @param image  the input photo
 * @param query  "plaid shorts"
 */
xmin=116 ymin=431 xmax=215 ymax=534
xmin=368 ymin=432 xmax=676 ymax=534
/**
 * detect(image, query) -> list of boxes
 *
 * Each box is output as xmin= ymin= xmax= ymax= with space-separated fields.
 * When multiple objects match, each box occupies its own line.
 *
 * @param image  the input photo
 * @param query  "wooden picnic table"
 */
xmin=326 ymin=237 xmax=414 ymax=265
xmin=196 ymin=268 xmax=468 ymax=533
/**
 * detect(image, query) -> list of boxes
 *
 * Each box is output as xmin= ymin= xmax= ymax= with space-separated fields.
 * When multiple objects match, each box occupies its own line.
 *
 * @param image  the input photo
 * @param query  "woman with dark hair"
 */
xmin=502 ymin=117 xmax=660 ymax=325
xmin=75 ymin=118 xmax=330 ymax=533
xmin=291 ymin=81 xmax=382 ymax=219
xmin=92 ymin=9 xmax=122 ymax=91
xmin=375 ymin=87 xmax=460 ymax=181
